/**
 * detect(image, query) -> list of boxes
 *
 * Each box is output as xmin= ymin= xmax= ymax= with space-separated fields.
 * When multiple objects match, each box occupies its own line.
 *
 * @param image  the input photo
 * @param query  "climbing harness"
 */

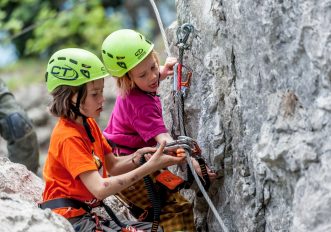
xmin=38 ymin=198 xmax=143 ymax=232
xmin=139 ymin=155 xmax=161 ymax=232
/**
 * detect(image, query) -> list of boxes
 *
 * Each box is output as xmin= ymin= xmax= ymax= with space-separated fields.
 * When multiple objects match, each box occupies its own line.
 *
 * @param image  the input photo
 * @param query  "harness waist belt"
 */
xmin=38 ymin=198 xmax=91 ymax=212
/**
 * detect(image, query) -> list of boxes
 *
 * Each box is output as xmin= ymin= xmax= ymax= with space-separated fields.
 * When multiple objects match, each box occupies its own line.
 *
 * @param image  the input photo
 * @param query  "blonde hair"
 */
xmin=116 ymin=50 xmax=160 ymax=97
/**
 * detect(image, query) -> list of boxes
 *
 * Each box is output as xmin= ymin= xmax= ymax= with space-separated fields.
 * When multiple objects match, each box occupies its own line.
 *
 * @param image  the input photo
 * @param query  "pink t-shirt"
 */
xmin=103 ymin=88 xmax=168 ymax=154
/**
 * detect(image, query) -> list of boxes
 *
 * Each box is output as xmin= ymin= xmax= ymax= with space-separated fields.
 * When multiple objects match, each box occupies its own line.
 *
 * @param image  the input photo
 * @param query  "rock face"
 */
xmin=0 ymin=157 xmax=75 ymax=232
xmin=0 ymin=0 xmax=330 ymax=231
xmin=159 ymin=0 xmax=331 ymax=231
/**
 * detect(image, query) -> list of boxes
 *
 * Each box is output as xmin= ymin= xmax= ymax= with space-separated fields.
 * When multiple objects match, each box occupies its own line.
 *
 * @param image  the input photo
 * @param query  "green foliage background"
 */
xmin=1 ymin=0 xmax=128 ymax=57
xmin=0 ymin=0 xmax=173 ymax=89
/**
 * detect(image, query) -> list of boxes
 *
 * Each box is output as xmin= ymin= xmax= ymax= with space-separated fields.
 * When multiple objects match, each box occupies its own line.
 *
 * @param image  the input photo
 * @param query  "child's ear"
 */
xmin=126 ymin=72 xmax=131 ymax=80
xmin=71 ymin=92 xmax=78 ymax=104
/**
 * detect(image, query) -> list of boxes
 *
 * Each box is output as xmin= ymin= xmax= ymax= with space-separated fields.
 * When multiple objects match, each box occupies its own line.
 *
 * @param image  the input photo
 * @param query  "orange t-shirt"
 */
xmin=42 ymin=117 xmax=112 ymax=218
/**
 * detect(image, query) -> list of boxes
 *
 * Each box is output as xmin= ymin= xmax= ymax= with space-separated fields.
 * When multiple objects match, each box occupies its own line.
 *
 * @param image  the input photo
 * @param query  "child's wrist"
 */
xmin=131 ymin=153 xmax=141 ymax=168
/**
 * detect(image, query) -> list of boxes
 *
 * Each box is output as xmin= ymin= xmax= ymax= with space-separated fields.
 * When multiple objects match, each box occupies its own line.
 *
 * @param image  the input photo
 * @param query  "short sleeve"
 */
xmin=60 ymin=137 xmax=97 ymax=179
xmin=102 ymin=136 xmax=112 ymax=154
xmin=132 ymin=103 xmax=168 ymax=142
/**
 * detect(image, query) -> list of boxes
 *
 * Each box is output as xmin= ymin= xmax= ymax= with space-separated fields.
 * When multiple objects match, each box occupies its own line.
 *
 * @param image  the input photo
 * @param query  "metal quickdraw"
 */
xmin=163 ymin=137 xmax=229 ymax=232
xmin=171 ymin=23 xmax=195 ymax=138
xmin=164 ymin=136 xmax=210 ymax=194
xmin=175 ymin=23 xmax=194 ymax=96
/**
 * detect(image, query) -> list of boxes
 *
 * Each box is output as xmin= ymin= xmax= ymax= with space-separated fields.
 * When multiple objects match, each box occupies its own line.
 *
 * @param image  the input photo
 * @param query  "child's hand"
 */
xmin=192 ymin=158 xmax=217 ymax=181
xmin=162 ymin=146 xmax=186 ymax=157
xmin=160 ymin=57 xmax=177 ymax=80
xmin=149 ymin=142 xmax=186 ymax=169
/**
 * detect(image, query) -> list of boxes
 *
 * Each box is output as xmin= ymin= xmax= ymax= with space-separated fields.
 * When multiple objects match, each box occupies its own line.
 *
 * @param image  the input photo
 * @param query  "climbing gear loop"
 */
xmin=176 ymin=23 xmax=195 ymax=51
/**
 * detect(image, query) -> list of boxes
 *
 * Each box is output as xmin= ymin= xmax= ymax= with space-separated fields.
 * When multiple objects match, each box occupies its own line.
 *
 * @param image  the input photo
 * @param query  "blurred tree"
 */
xmin=0 ymin=0 xmax=175 ymax=59
xmin=0 ymin=0 xmax=124 ymax=57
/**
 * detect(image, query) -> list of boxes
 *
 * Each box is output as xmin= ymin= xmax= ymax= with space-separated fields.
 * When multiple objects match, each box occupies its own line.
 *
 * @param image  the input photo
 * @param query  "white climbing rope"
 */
xmin=186 ymin=155 xmax=229 ymax=232
xmin=149 ymin=0 xmax=171 ymax=56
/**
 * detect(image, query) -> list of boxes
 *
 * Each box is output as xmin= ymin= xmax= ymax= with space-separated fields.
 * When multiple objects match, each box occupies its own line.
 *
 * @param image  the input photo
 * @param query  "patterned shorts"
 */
xmin=117 ymin=173 xmax=196 ymax=232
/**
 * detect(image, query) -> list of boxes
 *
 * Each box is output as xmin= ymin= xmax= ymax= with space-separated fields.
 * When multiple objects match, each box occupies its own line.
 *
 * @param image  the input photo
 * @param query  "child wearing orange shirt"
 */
xmin=39 ymin=48 xmax=185 ymax=232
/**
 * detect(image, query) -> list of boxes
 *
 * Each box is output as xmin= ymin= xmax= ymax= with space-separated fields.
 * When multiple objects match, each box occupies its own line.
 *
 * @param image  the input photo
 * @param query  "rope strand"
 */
xmin=149 ymin=0 xmax=171 ymax=56
xmin=148 ymin=2 xmax=228 ymax=231
xmin=186 ymin=155 xmax=229 ymax=232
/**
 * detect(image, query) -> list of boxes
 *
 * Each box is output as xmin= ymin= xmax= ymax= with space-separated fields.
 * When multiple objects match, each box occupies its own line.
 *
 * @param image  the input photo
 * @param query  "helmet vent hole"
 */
xmin=116 ymin=56 xmax=125 ymax=60
xmin=145 ymin=39 xmax=152 ymax=44
xmin=58 ymin=57 xmax=66 ymax=60
xmin=102 ymin=50 xmax=106 ymax=54
xmin=82 ymin=64 xmax=91 ymax=68
xmin=117 ymin=62 xmax=127 ymax=69
xmin=49 ymin=59 xmax=54 ymax=64
xmin=45 ymin=72 xmax=48 ymax=82
xmin=81 ymin=70 xmax=90 ymax=78
xmin=70 ymin=59 xmax=78 ymax=65
xmin=107 ymin=53 xmax=113 ymax=58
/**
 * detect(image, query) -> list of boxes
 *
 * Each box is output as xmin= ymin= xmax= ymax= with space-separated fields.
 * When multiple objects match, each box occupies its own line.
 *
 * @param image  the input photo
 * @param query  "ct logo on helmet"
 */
xmin=51 ymin=65 xmax=92 ymax=80
xmin=51 ymin=65 xmax=78 ymax=80
xmin=135 ymin=48 xmax=146 ymax=60
xmin=101 ymin=66 xmax=107 ymax=73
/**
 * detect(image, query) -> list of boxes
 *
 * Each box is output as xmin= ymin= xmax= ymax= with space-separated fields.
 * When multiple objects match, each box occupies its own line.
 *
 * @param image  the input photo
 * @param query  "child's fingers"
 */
xmin=176 ymin=148 xmax=186 ymax=157
xmin=144 ymin=153 xmax=152 ymax=161
xmin=176 ymin=148 xmax=185 ymax=153
xmin=156 ymin=141 xmax=166 ymax=155
xmin=137 ymin=147 xmax=157 ymax=155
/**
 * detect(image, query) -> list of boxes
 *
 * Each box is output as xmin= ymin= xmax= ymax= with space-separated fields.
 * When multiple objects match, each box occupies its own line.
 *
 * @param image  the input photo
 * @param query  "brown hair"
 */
xmin=49 ymin=84 xmax=87 ymax=119
xmin=116 ymin=50 xmax=160 ymax=97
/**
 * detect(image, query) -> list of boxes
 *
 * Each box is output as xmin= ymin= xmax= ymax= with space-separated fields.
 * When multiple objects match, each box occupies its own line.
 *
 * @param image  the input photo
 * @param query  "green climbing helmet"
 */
xmin=101 ymin=29 xmax=154 ymax=77
xmin=45 ymin=48 xmax=109 ymax=92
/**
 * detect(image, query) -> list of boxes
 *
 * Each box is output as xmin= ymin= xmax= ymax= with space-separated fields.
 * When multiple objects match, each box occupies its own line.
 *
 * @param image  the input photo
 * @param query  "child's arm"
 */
xmin=159 ymin=57 xmax=177 ymax=81
xmin=79 ymin=142 xmax=186 ymax=200
xmin=155 ymin=132 xmax=173 ymax=144
xmin=103 ymin=146 xmax=158 ymax=176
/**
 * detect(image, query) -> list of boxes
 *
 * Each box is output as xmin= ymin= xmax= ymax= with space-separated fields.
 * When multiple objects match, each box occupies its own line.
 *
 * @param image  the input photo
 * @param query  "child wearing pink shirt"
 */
xmin=103 ymin=87 xmax=167 ymax=155
xmin=101 ymin=29 xmax=216 ymax=231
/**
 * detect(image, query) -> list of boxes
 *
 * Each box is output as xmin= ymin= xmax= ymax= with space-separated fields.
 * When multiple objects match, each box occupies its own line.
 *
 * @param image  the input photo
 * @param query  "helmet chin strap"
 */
xmin=71 ymin=87 xmax=95 ymax=143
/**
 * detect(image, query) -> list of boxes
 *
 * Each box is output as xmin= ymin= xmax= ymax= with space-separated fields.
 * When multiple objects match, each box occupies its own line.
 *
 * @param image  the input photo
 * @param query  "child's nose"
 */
xmin=99 ymin=95 xmax=105 ymax=103
xmin=150 ymin=71 xmax=158 ymax=80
